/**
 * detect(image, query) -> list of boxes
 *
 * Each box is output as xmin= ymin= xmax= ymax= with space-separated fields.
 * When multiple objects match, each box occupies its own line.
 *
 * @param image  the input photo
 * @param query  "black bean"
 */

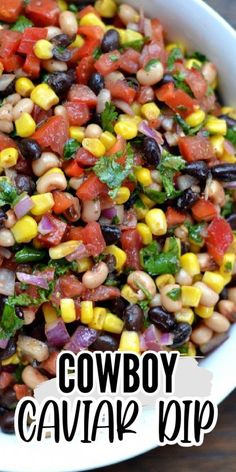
xmin=101 ymin=29 xmax=120 ymax=53
xmin=219 ymin=114 xmax=236 ymax=128
xmin=51 ymin=34 xmax=75 ymax=48
xmin=126 ymin=77 xmax=140 ymax=91
xmin=100 ymin=225 xmax=121 ymax=245
xmin=124 ymin=190 xmax=139 ymax=210
xmin=148 ymin=306 xmax=177 ymax=332
xmin=107 ymin=297 xmax=128 ymax=317
xmin=174 ymin=188 xmax=199 ymax=210
xmin=0 ymin=388 xmax=17 ymax=410
xmin=0 ymin=338 xmax=16 ymax=361
xmin=172 ymin=322 xmax=192 ymax=347
xmin=227 ymin=213 xmax=236 ymax=230
xmin=185 ymin=161 xmax=209 ymax=182
xmin=88 ymin=72 xmax=105 ymax=95
xmin=18 ymin=138 xmax=42 ymax=160
xmin=52 ymin=47 xmax=73 ymax=62
xmin=0 ymin=406 xmax=7 ymax=416
xmin=124 ymin=304 xmax=144 ymax=331
xmin=90 ymin=333 xmax=119 ymax=352
xmin=47 ymin=71 xmax=74 ymax=98
xmin=142 ymin=137 xmax=161 ymax=166
xmin=0 ymin=209 xmax=7 ymax=228
xmin=14 ymin=174 xmax=35 ymax=195
xmin=0 ymin=78 xmax=16 ymax=99
xmin=0 ymin=410 xmax=15 ymax=434
xmin=211 ymin=164 xmax=236 ymax=181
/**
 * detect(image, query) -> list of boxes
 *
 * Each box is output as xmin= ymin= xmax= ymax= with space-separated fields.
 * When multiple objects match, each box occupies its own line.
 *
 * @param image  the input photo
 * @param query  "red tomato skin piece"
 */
xmin=76 ymin=56 xmax=95 ymax=84
xmin=94 ymin=50 xmax=121 ymax=75
xmin=68 ymin=84 xmax=97 ymax=107
xmin=23 ymin=53 xmax=41 ymax=78
xmin=81 ymin=222 xmax=106 ymax=257
xmin=0 ymin=30 xmax=22 ymax=57
xmin=178 ymin=135 xmax=215 ymax=162
xmin=81 ymin=286 xmax=121 ymax=301
xmin=166 ymin=207 xmax=186 ymax=227
xmin=26 ymin=0 xmax=60 ymax=26
xmin=0 ymin=132 xmax=17 ymax=151
xmin=121 ymin=229 xmax=143 ymax=270
xmin=32 ymin=116 xmax=69 ymax=155
xmin=0 ymin=55 xmax=24 ymax=72
xmin=185 ymin=68 xmax=208 ymax=100
xmin=75 ymin=148 xmax=97 ymax=167
xmin=107 ymin=79 xmax=136 ymax=105
xmin=206 ymin=217 xmax=233 ymax=263
xmin=119 ymin=48 xmax=140 ymax=74
xmin=64 ymin=102 xmax=90 ymax=126
xmin=60 ymin=275 xmax=84 ymax=297
xmin=0 ymin=0 xmax=23 ymax=23
xmin=76 ymin=174 xmax=108 ymax=200
xmin=191 ymin=199 xmax=217 ymax=222
xmin=37 ymin=214 xmax=67 ymax=247
xmin=18 ymin=27 xmax=47 ymax=54
xmin=156 ymin=82 xmax=197 ymax=118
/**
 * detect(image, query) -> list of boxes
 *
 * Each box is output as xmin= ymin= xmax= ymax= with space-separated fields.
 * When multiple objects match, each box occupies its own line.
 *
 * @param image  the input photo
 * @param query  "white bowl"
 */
xmin=1 ymin=1 xmax=236 ymax=471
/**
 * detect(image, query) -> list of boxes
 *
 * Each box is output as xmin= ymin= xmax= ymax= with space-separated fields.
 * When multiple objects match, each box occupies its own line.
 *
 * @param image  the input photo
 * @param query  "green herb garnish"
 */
xmin=109 ymin=53 xmax=119 ymax=62
xmin=93 ymin=47 xmax=102 ymax=60
xmin=68 ymin=3 xmax=79 ymax=12
xmin=121 ymin=38 xmax=146 ymax=51
xmin=173 ymin=71 xmax=193 ymax=96
xmin=101 ymin=102 xmax=118 ymax=133
xmin=48 ymin=259 xmax=78 ymax=276
xmin=225 ymin=261 xmax=233 ymax=272
xmin=11 ymin=15 xmax=33 ymax=32
xmin=158 ymin=151 xmax=186 ymax=199
xmin=145 ymin=58 xmax=160 ymax=72
xmin=175 ymin=114 xmax=204 ymax=135
xmin=140 ymin=238 xmax=180 ymax=276
xmin=167 ymin=47 xmax=183 ymax=71
xmin=0 ymin=178 xmax=18 ymax=207
xmin=226 ymin=126 xmax=236 ymax=147
xmin=186 ymin=51 xmax=208 ymax=63
xmin=167 ymin=287 xmax=181 ymax=301
xmin=185 ymin=222 xmax=205 ymax=245
xmin=63 ymin=138 xmax=80 ymax=159
xmin=221 ymin=199 xmax=233 ymax=218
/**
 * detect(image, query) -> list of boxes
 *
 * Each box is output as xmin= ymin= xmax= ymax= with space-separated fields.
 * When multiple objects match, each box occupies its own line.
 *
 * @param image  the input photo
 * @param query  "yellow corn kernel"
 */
xmin=15 ymin=77 xmax=34 ymax=97
xmin=49 ymin=241 xmax=82 ymax=260
xmin=43 ymin=167 xmax=64 ymax=176
xmin=195 ymin=305 xmax=214 ymax=319
xmin=166 ymin=42 xmax=185 ymax=54
xmin=0 ymin=147 xmax=18 ymax=168
xmin=202 ymin=271 xmax=225 ymax=294
xmin=156 ymin=274 xmax=175 ymax=290
xmin=2 ymin=353 xmax=20 ymax=366
xmin=80 ymin=12 xmax=106 ymax=29
xmin=81 ymin=301 xmax=94 ymax=324
xmin=105 ymin=245 xmax=127 ymax=271
xmin=188 ymin=341 xmax=197 ymax=357
xmin=121 ymin=285 xmax=139 ymax=304
xmin=140 ymin=193 xmax=155 ymax=209
xmin=181 ymin=286 xmax=202 ymax=307
xmin=119 ymin=114 xmax=142 ymax=126
xmin=11 ymin=216 xmax=38 ymax=243
xmin=135 ymin=168 xmax=153 ymax=187
xmin=145 ymin=208 xmax=167 ymax=236
xmin=103 ymin=313 xmax=124 ymax=334
xmin=180 ymin=253 xmax=200 ymax=276
xmin=135 ymin=205 xmax=148 ymax=220
xmin=222 ymin=106 xmax=234 ymax=115
xmin=31 ymin=84 xmax=59 ymax=111
xmin=114 ymin=187 xmax=130 ymax=204
xmin=95 ymin=0 xmax=117 ymax=17
xmin=58 ymin=0 xmax=67 ymax=11
xmin=42 ymin=303 xmax=58 ymax=323
xmin=77 ymin=257 xmax=93 ymax=273
xmin=15 ymin=112 xmax=36 ymax=138
xmin=121 ymin=29 xmax=143 ymax=44
xmin=114 ymin=121 xmax=138 ymax=140
xmin=175 ymin=308 xmax=194 ymax=325
xmin=141 ymin=102 xmax=161 ymax=121
xmin=119 ymin=331 xmax=140 ymax=353
xmin=211 ymin=78 xmax=218 ymax=90
xmin=34 ymin=39 xmax=53 ymax=60
xmin=185 ymin=109 xmax=206 ymax=127
xmin=205 ymin=116 xmax=227 ymax=135
xmin=220 ymin=253 xmax=236 ymax=276
xmin=89 ymin=307 xmax=107 ymax=330
xmin=82 ymin=138 xmax=106 ymax=157
xmin=60 ymin=298 xmax=76 ymax=323
xmin=70 ymin=34 xmax=84 ymax=48
xmin=218 ymin=271 xmax=232 ymax=286
xmin=137 ymin=223 xmax=152 ymax=245
xmin=210 ymin=135 xmax=225 ymax=157
xmin=100 ymin=131 xmax=116 ymax=150
xmin=185 ymin=58 xmax=202 ymax=69
xmin=220 ymin=152 xmax=236 ymax=164
xmin=31 ymin=193 xmax=54 ymax=216
xmin=69 ymin=126 xmax=85 ymax=142
xmin=131 ymin=102 xmax=141 ymax=115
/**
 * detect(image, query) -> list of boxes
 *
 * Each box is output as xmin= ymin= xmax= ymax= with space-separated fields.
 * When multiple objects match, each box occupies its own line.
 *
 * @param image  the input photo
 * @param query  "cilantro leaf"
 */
xmin=185 ymin=222 xmax=205 ymax=245
xmin=186 ymin=51 xmax=208 ymax=63
xmin=158 ymin=151 xmax=186 ymax=199
xmin=93 ymin=47 xmax=102 ymax=60
xmin=173 ymin=71 xmax=193 ymax=96
xmin=138 ymin=300 xmax=150 ymax=312
xmin=140 ymin=238 xmax=180 ymax=276
xmin=175 ymin=114 xmax=204 ymax=136
xmin=121 ymin=39 xmax=146 ymax=51
xmin=11 ymin=15 xmax=33 ymax=32
xmin=101 ymin=102 xmax=118 ymax=133
xmin=0 ymin=178 xmax=18 ymax=207
xmin=226 ymin=126 xmax=236 ymax=147
xmin=221 ymin=197 xmax=233 ymax=218
xmin=167 ymin=47 xmax=183 ymax=71
xmin=48 ymin=259 xmax=78 ymax=276
xmin=0 ymin=303 xmax=24 ymax=340
xmin=145 ymin=59 xmax=160 ymax=72
xmin=143 ymin=188 xmax=167 ymax=204
xmin=63 ymin=138 xmax=80 ymax=160
xmin=68 ymin=3 xmax=79 ymax=12
xmin=167 ymin=287 xmax=181 ymax=301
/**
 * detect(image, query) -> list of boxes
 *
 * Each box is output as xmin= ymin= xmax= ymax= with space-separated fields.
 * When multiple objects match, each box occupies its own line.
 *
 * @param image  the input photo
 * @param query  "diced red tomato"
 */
xmin=191 ymin=199 xmax=217 ymax=222
xmin=178 ymin=135 xmax=215 ymax=162
xmin=40 ymin=351 xmax=59 ymax=376
xmin=13 ymin=384 xmax=32 ymax=400
xmin=206 ymin=217 xmax=233 ymax=263
xmin=0 ymin=132 xmax=17 ymax=151
xmin=105 ymin=135 xmax=126 ymax=156
xmin=26 ymin=0 xmax=60 ymax=26
xmin=75 ymin=147 xmax=97 ymax=167
xmin=53 ymin=191 xmax=73 ymax=214
xmin=82 ymin=221 xmax=106 ymax=256
xmin=23 ymin=53 xmax=41 ymax=78
xmin=119 ymin=49 xmax=140 ymax=74
xmin=78 ymin=5 xmax=100 ymax=18
xmin=76 ymin=174 xmax=108 ymax=200
xmin=0 ymin=0 xmax=23 ymax=23
xmin=0 ymin=372 xmax=13 ymax=390
xmin=32 ymin=116 xmax=69 ymax=155
xmin=77 ymin=38 xmax=100 ymax=60
xmin=0 ymin=54 xmax=24 ymax=73
xmin=185 ymin=68 xmax=208 ymax=100
xmin=107 ymin=79 xmax=136 ymax=105
xmin=14 ymin=154 xmax=32 ymax=175
xmin=156 ymin=82 xmax=197 ymax=117
xmin=64 ymin=102 xmax=90 ymax=126
xmin=200 ymin=94 xmax=216 ymax=113
xmin=95 ymin=50 xmax=121 ymax=75
xmin=121 ymin=229 xmax=143 ymax=270
xmin=18 ymin=27 xmax=47 ymax=54
xmin=60 ymin=275 xmax=84 ymax=297
xmin=76 ymin=56 xmax=95 ymax=84
xmin=166 ymin=207 xmax=186 ymax=227
xmin=0 ymin=30 xmax=22 ymax=57
xmin=68 ymin=84 xmax=97 ymax=107
xmin=64 ymin=160 xmax=84 ymax=178
xmin=32 ymin=105 xmax=53 ymax=125
xmin=151 ymin=19 xmax=165 ymax=43
xmin=82 ymin=286 xmax=121 ymax=301
xmin=38 ymin=214 xmax=67 ymax=247
xmin=77 ymin=25 xmax=104 ymax=41
xmin=139 ymin=41 xmax=163 ymax=68
xmin=66 ymin=226 xmax=84 ymax=241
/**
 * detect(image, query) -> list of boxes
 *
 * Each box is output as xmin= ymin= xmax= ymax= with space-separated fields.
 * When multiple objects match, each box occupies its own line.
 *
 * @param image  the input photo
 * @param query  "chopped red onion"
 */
xmin=45 ymin=318 xmax=70 ymax=347
xmin=0 ymin=248 xmax=12 ymax=259
xmin=64 ymin=326 xmax=98 ymax=353
xmin=223 ymin=181 xmax=236 ymax=189
xmin=121 ymin=209 xmax=137 ymax=229
xmin=138 ymin=120 xmax=164 ymax=145
xmin=0 ymin=269 xmax=15 ymax=296
xmin=16 ymin=272 xmax=49 ymax=290
xmin=224 ymin=139 xmax=235 ymax=155
xmin=96 ymin=89 xmax=111 ymax=114
xmin=160 ymin=332 xmax=173 ymax=346
xmin=101 ymin=207 xmax=117 ymax=219
xmin=143 ymin=18 xmax=152 ymax=38
xmin=38 ymin=214 xmax=54 ymax=235
xmin=0 ymin=337 xmax=9 ymax=349
xmin=14 ymin=195 xmax=34 ymax=219
xmin=141 ymin=325 xmax=163 ymax=352
xmin=112 ymin=99 xmax=135 ymax=116
xmin=66 ymin=243 xmax=89 ymax=262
